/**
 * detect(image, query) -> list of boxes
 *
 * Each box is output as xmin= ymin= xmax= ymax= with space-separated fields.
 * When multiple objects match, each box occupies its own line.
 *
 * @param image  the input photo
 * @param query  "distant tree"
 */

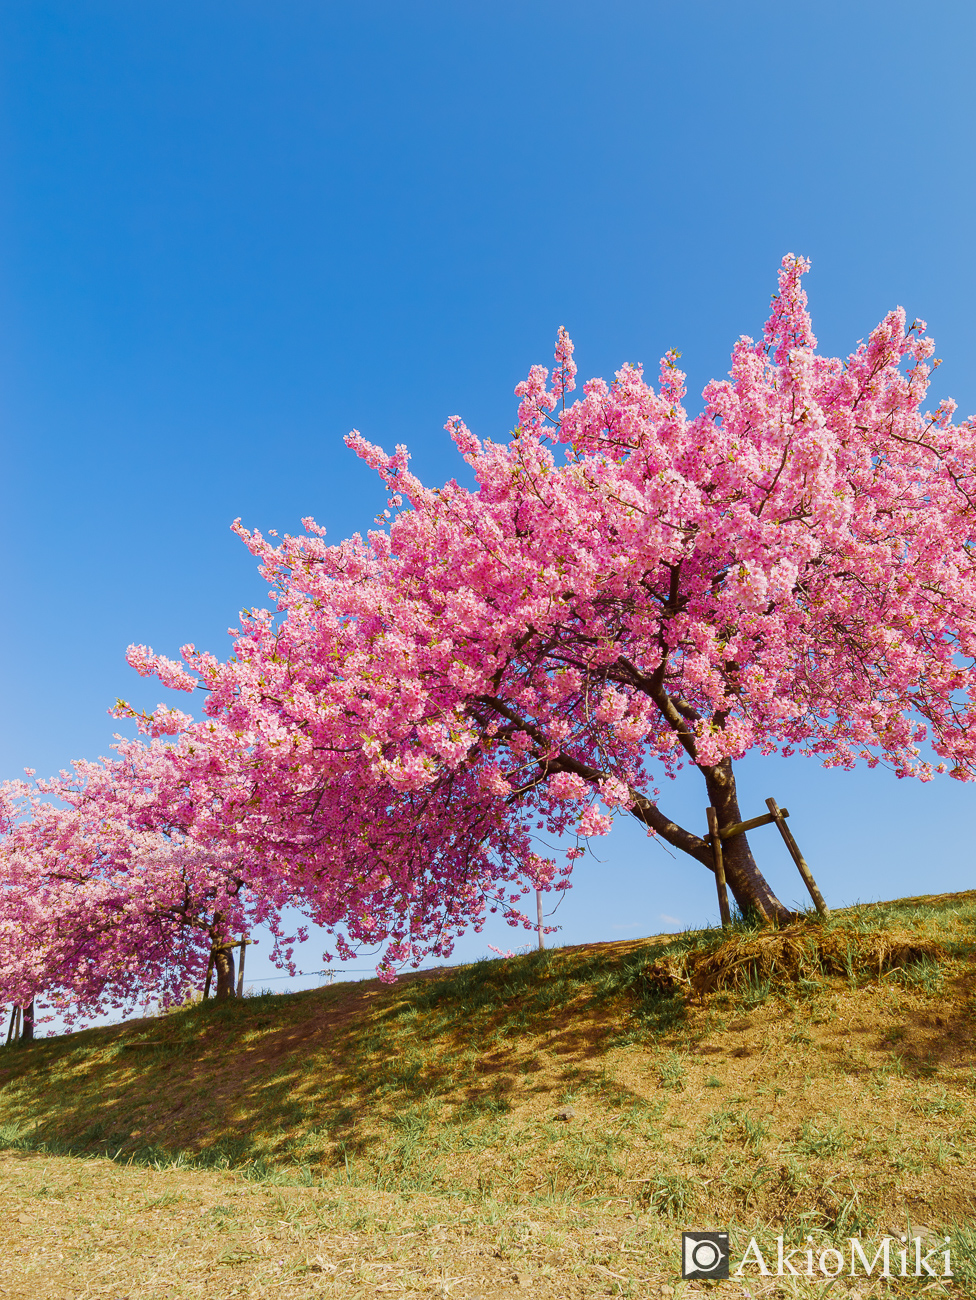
xmin=0 ymin=745 xmax=305 ymax=1024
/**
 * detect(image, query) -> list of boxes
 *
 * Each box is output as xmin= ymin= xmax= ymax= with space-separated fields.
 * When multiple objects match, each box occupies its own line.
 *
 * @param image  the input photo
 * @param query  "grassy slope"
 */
xmin=2 ymin=891 xmax=976 ymax=1297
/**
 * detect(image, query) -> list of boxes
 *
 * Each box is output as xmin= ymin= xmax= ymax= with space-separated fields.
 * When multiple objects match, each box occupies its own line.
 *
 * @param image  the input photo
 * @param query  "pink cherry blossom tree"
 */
xmin=107 ymin=255 xmax=976 ymax=968
xmin=0 ymin=740 xmax=314 ymax=1024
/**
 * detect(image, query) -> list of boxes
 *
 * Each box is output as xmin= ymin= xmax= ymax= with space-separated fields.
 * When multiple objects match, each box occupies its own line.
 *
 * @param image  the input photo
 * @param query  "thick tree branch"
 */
xmin=473 ymin=693 xmax=713 ymax=866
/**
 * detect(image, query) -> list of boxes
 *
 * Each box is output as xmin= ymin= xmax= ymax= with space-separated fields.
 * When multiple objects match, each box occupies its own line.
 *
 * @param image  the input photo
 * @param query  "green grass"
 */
xmin=0 ymin=888 xmax=975 ymax=1296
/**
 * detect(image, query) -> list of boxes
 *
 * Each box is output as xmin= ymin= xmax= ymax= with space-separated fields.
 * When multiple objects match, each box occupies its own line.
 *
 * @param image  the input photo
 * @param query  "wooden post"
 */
xmin=765 ymin=797 xmax=829 ymax=917
xmin=236 ymin=937 xmax=247 ymax=998
xmin=536 ymin=890 xmax=544 ymax=950
xmin=14 ymin=1007 xmax=21 ymax=1042
xmin=707 ymin=806 xmax=732 ymax=929
xmin=203 ymin=950 xmax=215 ymax=1000
xmin=5 ymin=1007 xmax=17 ymax=1046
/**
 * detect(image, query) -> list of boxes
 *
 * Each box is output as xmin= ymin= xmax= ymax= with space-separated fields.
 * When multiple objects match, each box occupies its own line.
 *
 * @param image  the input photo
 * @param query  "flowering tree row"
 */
xmin=4 ymin=255 xmax=976 ymax=1026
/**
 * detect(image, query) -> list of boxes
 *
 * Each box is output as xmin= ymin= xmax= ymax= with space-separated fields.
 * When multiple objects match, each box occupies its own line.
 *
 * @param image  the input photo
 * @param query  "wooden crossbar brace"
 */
xmin=706 ymin=797 xmax=830 ymax=924
xmin=718 ymin=808 xmax=789 ymax=841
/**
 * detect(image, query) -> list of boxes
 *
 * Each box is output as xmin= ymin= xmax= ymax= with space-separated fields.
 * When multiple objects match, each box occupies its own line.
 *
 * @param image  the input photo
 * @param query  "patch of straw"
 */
xmin=641 ymin=924 xmax=945 ymax=998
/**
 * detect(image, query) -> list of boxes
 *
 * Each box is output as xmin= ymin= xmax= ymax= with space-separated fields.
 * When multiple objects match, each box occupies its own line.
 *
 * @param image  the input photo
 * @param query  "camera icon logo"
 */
xmin=682 ymin=1231 xmax=730 ymax=1279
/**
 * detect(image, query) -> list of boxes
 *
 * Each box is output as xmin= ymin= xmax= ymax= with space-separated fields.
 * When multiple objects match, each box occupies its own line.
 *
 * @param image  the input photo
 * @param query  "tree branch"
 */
xmin=473 ymin=693 xmax=713 ymax=867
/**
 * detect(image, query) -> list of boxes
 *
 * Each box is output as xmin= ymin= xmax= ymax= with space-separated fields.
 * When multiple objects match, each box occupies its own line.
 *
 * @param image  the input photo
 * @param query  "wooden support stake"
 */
xmin=765 ymin=797 xmax=829 ymax=917
xmin=707 ymin=806 xmax=732 ymax=929
xmin=203 ymin=950 xmax=215 ymax=1000
xmin=236 ymin=937 xmax=247 ymax=998
xmin=5 ymin=1007 xmax=17 ymax=1046
xmin=14 ymin=1007 xmax=21 ymax=1042
xmin=536 ymin=890 xmax=544 ymax=950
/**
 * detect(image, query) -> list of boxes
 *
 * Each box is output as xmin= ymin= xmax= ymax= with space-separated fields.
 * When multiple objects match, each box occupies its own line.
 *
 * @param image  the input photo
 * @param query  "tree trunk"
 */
xmin=21 ymin=1000 xmax=34 ymax=1043
xmin=701 ymin=759 xmax=794 ymax=923
xmin=213 ymin=945 xmax=236 ymax=999
xmin=628 ymin=757 xmax=795 ymax=925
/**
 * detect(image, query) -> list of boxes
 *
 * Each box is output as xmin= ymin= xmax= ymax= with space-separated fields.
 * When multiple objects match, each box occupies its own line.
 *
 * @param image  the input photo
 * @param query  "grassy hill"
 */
xmin=1 ymin=891 xmax=975 ymax=1298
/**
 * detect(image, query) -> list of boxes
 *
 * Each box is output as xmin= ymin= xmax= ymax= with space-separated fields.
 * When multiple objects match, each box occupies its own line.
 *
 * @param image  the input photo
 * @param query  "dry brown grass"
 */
xmin=2 ymin=1149 xmax=670 ymax=1298
xmin=682 ymin=924 xmax=946 ymax=997
xmin=1 ymin=890 xmax=975 ymax=1298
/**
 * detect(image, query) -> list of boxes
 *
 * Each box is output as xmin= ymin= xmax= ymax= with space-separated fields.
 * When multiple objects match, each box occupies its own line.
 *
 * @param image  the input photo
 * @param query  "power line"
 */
xmin=251 ymin=967 xmax=426 ymax=980
xmin=246 ymin=931 xmax=563 ymax=983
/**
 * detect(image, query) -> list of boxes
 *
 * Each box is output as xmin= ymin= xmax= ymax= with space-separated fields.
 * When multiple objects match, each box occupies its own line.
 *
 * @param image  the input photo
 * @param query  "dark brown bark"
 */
xmin=626 ymin=761 xmax=795 ymax=923
xmin=213 ymin=945 xmax=236 ymax=1000
xmin=700 ymin=759 xmax=795 ymax=923
xmin=619 ymin=758 xmax=795 ymax=923
xmin=618 ymin=658 xmax=798 ymax=922
xmin=21 ymin=1000 xmax=34 ymax=1043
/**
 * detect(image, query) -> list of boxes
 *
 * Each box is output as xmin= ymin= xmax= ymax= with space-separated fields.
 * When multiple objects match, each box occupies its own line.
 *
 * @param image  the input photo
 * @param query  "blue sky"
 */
xmin=2 ymin=2 xmax=975 ymax=997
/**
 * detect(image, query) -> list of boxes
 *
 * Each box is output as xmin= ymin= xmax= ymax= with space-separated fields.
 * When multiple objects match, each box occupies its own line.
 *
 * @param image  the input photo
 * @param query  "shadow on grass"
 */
xmin=0 ymin=938 xmax=703 ymax=1183
xmin=1 ymin=892 xmax=973 ymax=1197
